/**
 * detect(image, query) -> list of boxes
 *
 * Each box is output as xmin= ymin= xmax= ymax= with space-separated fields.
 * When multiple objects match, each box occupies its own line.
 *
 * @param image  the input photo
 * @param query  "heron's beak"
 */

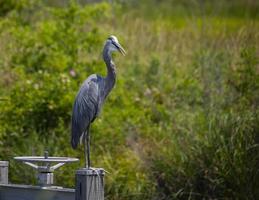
xmin=114 ymin=42 xmax=126 ymax=56
xmin=118 ymin=44 xmax=126 ymax=56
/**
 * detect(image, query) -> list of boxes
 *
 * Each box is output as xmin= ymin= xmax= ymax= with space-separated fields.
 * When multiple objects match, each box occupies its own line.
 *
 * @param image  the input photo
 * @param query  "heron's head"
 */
xmin=105 ymin=35 xmax=126 ymax=56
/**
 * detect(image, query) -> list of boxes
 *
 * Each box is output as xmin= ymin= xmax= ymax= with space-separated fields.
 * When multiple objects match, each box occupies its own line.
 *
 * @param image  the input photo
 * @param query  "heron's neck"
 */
xmin=103 ymin=49 xmax=116 ymax=93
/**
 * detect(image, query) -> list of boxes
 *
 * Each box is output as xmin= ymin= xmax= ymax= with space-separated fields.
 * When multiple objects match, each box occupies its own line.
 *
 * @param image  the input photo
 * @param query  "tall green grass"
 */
xmin=0 ymin=0 xmax=258 ymax=199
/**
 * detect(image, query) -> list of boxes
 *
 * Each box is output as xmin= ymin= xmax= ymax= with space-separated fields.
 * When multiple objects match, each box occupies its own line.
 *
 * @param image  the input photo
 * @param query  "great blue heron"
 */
xmin=71 ymin=35 xmax=126 ymax=168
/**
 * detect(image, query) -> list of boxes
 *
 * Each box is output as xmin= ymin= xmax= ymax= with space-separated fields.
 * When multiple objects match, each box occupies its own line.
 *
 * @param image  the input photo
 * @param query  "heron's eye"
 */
xmin=112 ymin=42 xmax=119 ymax=49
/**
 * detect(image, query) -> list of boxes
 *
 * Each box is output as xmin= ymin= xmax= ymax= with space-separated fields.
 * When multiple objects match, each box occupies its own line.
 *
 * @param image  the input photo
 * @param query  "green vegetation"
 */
xmin=0 ymin=0 xmax=258 ymax=199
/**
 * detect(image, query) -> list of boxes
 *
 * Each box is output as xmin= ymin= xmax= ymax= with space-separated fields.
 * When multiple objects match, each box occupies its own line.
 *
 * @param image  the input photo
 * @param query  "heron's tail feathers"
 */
xmin=71 ymin=130 xmax=83 ymax=149
xmin=71 ymin=126 xmax=82 ymax=149
xmin=71 ymin=126 xmax=89 ymax=149
xmin=71 ymin=137 xmax=78 ymax=149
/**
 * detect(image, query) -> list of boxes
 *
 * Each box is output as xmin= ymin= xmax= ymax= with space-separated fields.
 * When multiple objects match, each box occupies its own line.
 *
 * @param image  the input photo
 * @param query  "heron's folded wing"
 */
xmin=71 ymin=75 xmax=99 ymax=149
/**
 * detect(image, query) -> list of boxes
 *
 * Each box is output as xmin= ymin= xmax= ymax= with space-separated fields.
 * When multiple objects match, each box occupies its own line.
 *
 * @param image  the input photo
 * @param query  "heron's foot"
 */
xmin=85 ymin=167 xmax=110 ymax=175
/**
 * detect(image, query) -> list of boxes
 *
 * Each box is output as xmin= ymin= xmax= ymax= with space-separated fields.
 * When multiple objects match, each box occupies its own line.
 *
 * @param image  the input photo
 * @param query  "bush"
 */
xmin=0 ymin=1 xmax=258 ymax=199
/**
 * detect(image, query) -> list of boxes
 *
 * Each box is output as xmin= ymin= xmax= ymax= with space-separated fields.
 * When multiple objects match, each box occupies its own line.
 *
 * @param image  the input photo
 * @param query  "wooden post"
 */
xmin=75 ymin=168 xmax=105 ymax=200
xmin=0 ymin=161 xmax=8 ymax=184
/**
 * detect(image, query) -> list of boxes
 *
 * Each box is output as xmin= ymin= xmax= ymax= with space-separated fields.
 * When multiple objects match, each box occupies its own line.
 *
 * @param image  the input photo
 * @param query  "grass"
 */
xmin=0 ymin=0 xmax=258 ymax=199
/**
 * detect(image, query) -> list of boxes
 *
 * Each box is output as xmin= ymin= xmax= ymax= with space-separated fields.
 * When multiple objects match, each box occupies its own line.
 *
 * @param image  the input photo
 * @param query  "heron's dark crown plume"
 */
xmin=103 ymin=35 xmax=126 ymax=61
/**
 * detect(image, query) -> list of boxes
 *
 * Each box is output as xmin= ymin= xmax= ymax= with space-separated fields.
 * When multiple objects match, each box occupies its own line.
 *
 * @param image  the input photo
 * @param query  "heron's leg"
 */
xmin=87 ymin=132 xmax=91 ymax=168
xmin=84 ymin=133 xmax=87 ymax=168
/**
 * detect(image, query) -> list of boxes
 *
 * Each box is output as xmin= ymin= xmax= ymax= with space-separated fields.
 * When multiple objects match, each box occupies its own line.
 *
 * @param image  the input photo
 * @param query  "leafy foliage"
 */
xmin=0 ymin=0 xmax=258 ymax=199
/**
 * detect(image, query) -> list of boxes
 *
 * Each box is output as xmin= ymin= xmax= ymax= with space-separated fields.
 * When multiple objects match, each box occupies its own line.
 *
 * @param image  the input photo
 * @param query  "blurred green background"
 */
xmin=0 ymin=0 xmax=258 ymax=199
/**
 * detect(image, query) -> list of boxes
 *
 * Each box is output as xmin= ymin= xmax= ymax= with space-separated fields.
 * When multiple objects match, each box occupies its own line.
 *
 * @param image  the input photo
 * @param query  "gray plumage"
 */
xmin=71 ymin=35 xmax=125 ymax=168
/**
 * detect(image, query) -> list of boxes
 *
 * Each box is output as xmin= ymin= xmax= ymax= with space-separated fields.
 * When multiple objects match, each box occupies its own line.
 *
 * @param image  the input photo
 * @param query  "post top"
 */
xmin=14 ymin=156 xmax=79 ymax=163
xmin=0 ymin=161 xmax=9 ymax=167
xmin=76 ymin=168 xmax=105 ymax=176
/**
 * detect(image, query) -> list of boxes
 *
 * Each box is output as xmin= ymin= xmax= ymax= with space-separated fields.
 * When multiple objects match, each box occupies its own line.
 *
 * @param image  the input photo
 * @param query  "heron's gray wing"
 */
xmin=71 ymin=74 xmax=100 ymax=149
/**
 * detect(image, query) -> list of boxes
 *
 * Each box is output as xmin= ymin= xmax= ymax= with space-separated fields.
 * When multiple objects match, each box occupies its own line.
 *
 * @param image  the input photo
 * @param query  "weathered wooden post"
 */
xmin=75 ymin=168 xmax=105 ymax=200
xmin=0 ymin=161 xmax=8 ymax=184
